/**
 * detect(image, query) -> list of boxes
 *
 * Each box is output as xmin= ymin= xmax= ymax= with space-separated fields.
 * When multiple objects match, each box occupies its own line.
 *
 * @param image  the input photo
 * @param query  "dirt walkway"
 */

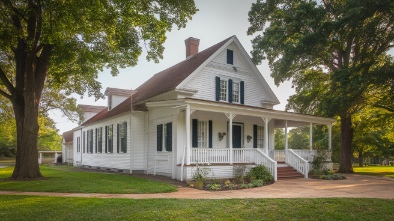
xmin=0 ymin=174 xmax=393 ymax=199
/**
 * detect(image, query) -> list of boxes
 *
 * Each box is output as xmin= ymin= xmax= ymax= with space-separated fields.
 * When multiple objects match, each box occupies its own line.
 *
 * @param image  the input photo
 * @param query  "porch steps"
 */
xmin=277 ymin=163 xmax=304 ymax=180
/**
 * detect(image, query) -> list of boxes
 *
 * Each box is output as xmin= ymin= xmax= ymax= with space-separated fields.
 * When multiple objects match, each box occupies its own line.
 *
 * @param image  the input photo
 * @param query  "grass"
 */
xmin=353 ymin=166 xmax=394 ymax=178
xmin=0 ymin=165 xmax=177 ymax=194
xmin=0 ymin=196 xmax=393 ymax=220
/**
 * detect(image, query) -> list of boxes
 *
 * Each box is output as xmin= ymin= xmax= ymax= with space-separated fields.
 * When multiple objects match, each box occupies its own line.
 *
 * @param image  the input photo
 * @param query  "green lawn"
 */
xmin=0 ymin=165 xmax=177 ymax=194
xmin=0 ymin=196 xmax=393 ymax=220
xmin=353 ymin=166 xmax=394 ymax=178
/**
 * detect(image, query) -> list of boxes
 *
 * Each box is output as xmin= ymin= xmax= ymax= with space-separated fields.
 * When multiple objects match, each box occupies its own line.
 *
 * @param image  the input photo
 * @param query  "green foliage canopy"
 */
xmin=0 ymin=0 xmax=197 ymax=179
xmin=248 ymin=0 xmax=394 ymax=172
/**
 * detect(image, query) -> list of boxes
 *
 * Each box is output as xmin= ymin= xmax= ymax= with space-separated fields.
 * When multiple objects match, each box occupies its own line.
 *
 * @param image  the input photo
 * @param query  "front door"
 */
xmin=232 ymin=125 xmax=242 ymax=148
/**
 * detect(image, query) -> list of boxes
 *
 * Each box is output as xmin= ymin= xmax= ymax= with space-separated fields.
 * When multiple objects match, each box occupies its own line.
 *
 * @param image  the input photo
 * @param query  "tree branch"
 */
xmin=374 ymin=104 xmax=394 ymax=113
xmin=4 ymin=0 xmax=27 ymax=22
xmin=0 ymin=89 xmax=12 ymax=100
xmin=34 ymin=44 xmax=53 ymax=100
xmin=0 ymin=66 xmax=15 ymax=96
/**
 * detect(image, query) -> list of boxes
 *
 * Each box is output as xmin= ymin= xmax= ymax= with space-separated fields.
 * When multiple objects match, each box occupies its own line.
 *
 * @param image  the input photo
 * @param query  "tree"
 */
xmin=274 ymin=128 xmax=285 ymax=150
xmin=0 ymin=0 xmax=197 ymax=179
xmin=248 ymin=0 xmax=394 ymax=172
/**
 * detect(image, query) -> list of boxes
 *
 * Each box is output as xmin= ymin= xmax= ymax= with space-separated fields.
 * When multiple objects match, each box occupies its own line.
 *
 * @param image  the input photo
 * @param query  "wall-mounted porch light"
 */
xmin=247 ymin=135 xmax=252 ymax=143
xmin=218 ymin=132 xmax=226 ymax=141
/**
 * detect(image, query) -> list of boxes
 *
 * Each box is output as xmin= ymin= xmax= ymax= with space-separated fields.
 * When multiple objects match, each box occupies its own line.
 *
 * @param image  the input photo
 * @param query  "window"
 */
xmin=192 ymin=119 xmax=212 ymax=148
xmin=227 ymin=49 xmax=233 ymax=65
xmin=253 ymin=125 xmax=264 ymax=148
xmin=77 ymin=137 xmax=80 ymax=153
xmin=215 ymin=77 xmax=244 ymax=104
xmin=198 ymin=121 xmax=208 ymax=148
xmin=233 ymin=82 xmax=240 ymax=103
xmin=117 ymin=122 xmax=127 ymax=153
xmin=96 ymin=127 xmax=102 ymax=153
xmin=105 ymin=125 xmax=113 ymax=153
xmin=87 ymin=129 xmax=93 ymax=153
xmin=157 ymin=122 xmax=172 ymax=151
xmin=220 ymin=79 xmax=227 ymax=101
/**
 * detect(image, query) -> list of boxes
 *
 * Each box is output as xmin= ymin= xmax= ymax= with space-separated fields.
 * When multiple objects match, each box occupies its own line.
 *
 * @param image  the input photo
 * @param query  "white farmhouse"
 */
xmin=62 ymin=36 xmax=336 ymax=181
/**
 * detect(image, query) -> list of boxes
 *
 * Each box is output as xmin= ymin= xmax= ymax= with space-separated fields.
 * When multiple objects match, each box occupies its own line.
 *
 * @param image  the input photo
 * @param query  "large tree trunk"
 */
xmin=11 ymin=95 xmax=42 ymax=179
xmin=338 ymin=114 xmax=354 ymax=173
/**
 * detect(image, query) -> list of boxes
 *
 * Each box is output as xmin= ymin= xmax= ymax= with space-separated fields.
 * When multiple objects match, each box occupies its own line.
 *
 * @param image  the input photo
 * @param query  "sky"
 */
xmin=50 ymin=0 xmax=296 ymax=134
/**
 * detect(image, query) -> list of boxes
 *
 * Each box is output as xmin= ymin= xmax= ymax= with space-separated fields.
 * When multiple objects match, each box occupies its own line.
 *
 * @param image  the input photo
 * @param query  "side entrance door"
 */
xmin=232 ymin=125 xmax=242 ymax=148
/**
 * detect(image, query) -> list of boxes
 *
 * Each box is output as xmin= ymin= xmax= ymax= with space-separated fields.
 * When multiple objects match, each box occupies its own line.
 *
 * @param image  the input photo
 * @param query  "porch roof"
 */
xmin=147 ymin=98 xmax=337 ymax=126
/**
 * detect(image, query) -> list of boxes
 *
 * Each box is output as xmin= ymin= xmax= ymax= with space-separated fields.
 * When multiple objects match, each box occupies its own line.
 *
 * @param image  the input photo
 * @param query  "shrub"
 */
xmin=251 ymin=179 xmax=264 ymax=187
xmin=247 ymin=165 xmax=274 ymax=182
xmin=192 ymin=164 xmax=211 ymax=181
xmin=206 ymin=183 xmax=222 ymax=191
xmin=233 ymin=165 xmax=248 ymax=183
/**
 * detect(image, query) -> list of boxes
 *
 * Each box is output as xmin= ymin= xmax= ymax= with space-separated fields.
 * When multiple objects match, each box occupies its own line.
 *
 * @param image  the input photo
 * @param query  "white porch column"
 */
xmin=328 ymin=123 xmax=332 ymax=150
xmin=309 ymin=122 xmax=313 ymax=151
xmin=54 ymin=153 xmax=58 ymax=163
xmin=39 ymin=152 xmax=42 ymax=164
xmin=262 ymin=117 xmax=271 ymax=155
xmin=285 ymin=121 xmax=288 ymax=150
xmin=186 ymin=105 xmax=191 ymax=165
xmin=226 ymin=113 xmax=235 ymax=164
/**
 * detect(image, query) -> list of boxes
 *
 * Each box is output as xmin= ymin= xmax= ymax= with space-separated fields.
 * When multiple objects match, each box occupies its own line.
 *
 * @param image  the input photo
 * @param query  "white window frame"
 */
xmin=233 ymin=81 xmax=240 ymax=103
xmin=198 ymin=120 xmax=209 ymax=148
xmin=257 ymin=126 xmax=264 ymax=149
xmin=220 ymin=79 xmax=227 ymax=102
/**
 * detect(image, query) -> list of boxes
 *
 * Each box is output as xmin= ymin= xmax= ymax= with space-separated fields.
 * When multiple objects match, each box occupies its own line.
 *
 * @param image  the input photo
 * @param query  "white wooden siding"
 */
xmin=77 ymin=114 xmax=131 ymax=170
xmin=147 ymin=106 xmax=179 ymax=176
xmin=183 ymin=44 xmax=274 ymax=108
xmin=130 ymin=112 xmax=146 ymax=170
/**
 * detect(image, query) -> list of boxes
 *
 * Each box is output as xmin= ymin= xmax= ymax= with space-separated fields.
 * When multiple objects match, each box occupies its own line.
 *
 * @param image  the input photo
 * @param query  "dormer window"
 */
xmin=227 ymin=49 xmax=233 ymax=65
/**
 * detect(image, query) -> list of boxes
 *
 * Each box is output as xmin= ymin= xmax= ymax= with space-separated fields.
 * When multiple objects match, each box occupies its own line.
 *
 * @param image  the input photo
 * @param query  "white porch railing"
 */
xmin=255 ymin=149 xmax=277 ymax=181
xmin=274 ymin=150 xmax=286 ymax=161
xmin=190 ymin=148 xmax=277 ymax=181
xmin=286 ymin=149 xmax=309 ymax=178
xmin=275 ymin=149 xmax=331 ymax=163
xmin=191 ymin=148 xmax=230 ymax=164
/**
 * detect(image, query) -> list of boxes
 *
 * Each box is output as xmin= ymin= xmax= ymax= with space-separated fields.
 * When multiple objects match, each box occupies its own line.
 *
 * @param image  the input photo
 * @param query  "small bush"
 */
xmin=233 ymin=165 xmax=247 ymax=183
xmin=206 ymin=183 xmax=222 ymax=191
xmin=251 ymin=179 xmax=264 ymax=187
xmin=247 ymin=165 xmax=274 ymax=182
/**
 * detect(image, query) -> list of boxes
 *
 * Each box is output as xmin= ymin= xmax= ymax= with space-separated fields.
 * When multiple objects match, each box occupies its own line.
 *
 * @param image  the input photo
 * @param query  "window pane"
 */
xmin=257 ymin=126 xmax=264 ymax=148
xmin=198 ymin=121 xmax=208 ymax=148
xmin=233 ymin=82 xmax=239 ymax=103
xmin=220 ymin=80 xmax=227 ymax=101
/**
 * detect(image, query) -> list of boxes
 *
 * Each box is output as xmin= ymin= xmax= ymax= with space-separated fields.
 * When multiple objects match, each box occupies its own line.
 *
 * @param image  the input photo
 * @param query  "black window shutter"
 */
xmin=228 ymin=79 xmax=233 ymax=103
xmin=209 ymin=120 xmax=213 ymax=148
xmin=166 ymin=123 xmax=172 ymax=151
xmin=83 ymin=131 xmax=85 ymax=153
xmin=240 ymin=81 xmax=245 ymax=105
xmin=105 ymin=126 xmax=108 ymax=153
xmin=117 ymin=124 xmax=120 ymax=153
xmin=192 ymin=119 xmax=198 ymax=147
xmin=122 ymin=122 xmax=127 ymax=153
xmin=227 ymin=49 xmax=233 ymax=64
xmin=95 ymin=128 xmax=97 ymax=153
xmin=157 ymin=124 xmax=163 ymax=151
xmin=90 ymin=129 xmax=93 ymax=153
xmin=253 ymin=125 xmax=257 ymax=148
xmin=110 ymin=125 xmax=113 ymax=153
xmin=215 ymin=76 xmax=220 ymax=101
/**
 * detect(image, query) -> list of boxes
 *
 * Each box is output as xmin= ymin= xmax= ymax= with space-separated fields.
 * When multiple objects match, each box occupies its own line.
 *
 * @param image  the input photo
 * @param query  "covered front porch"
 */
xmin=178 ymin=99 xmax=336 ymax=181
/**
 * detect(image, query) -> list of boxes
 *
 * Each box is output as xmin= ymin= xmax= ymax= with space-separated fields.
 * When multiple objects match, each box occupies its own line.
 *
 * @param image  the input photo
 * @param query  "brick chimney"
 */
xmin=185 ymin=37 xmax=200 ymax=59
